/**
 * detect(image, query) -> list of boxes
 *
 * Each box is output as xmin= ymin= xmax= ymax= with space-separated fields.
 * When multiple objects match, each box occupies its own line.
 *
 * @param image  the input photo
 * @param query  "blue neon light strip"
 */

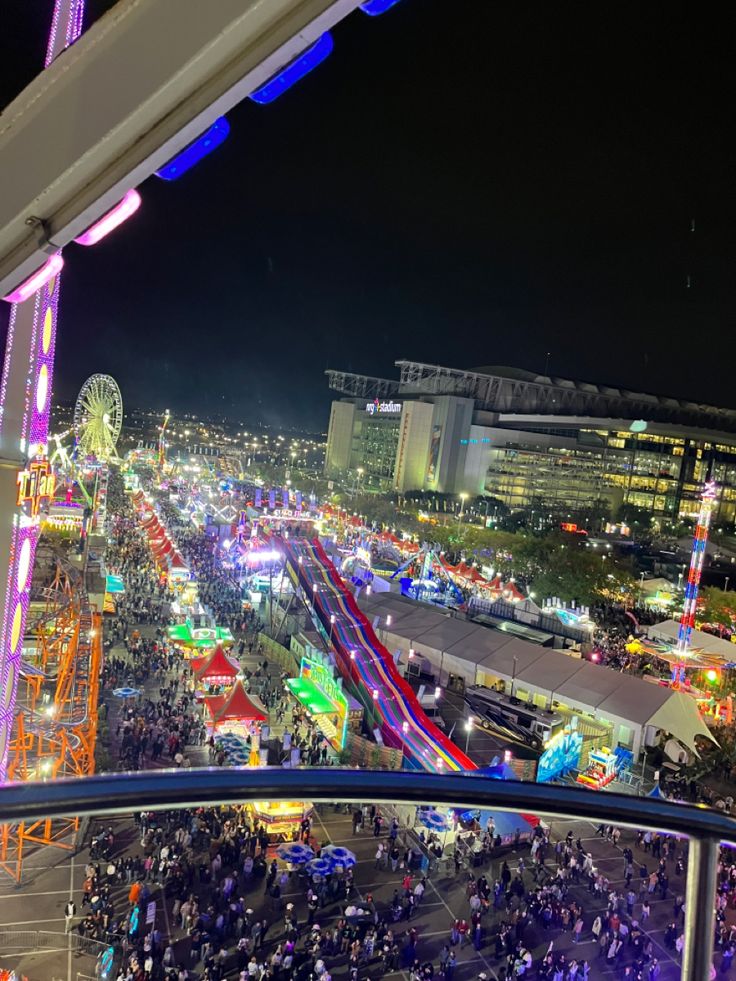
xmin=360 ymin=0 xmax=403 ymax=14
xmin=155 ymin=117 xmax=230 ymax=181
xmin=249 ymin=33 xmax=333 ymax=105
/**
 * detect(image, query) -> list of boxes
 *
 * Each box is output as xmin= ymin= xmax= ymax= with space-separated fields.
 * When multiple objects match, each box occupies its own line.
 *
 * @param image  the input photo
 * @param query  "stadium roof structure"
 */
xmin=326 ymin=362 xmax=736 ymax=436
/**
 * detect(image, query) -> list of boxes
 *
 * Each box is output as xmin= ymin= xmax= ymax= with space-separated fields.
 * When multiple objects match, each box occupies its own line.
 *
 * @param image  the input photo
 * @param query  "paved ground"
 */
xmin=0 ymin=810 xmax=695 ymax=980
xmin=0 ymin=630 xmax=703 ymax=980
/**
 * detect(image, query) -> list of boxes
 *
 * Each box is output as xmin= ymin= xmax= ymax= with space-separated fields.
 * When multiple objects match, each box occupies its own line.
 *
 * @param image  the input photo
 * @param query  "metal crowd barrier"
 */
xmin=0 ymin=767 xmax=733 ymax=981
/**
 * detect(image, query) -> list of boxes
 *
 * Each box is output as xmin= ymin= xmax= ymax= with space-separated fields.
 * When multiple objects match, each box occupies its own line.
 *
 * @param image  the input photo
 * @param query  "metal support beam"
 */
xmin=325 ymin=370 xmax=401 ymax=400
xmin=683 ymin=836 xmax=719 ymax=981
xmin=393 ymin=360 xmax=736 ymax=434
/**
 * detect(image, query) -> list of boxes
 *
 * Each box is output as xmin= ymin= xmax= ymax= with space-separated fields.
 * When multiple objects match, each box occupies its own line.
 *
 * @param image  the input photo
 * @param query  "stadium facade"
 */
xmin=324 ymin=362 xmax=736 ymax=523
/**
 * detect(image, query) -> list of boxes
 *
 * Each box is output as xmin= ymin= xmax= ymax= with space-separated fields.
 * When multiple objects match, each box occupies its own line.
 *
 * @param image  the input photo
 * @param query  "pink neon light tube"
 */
xmin=2 ymin=254 xmax=64 ymax=304
xmin=74 ymin=189 xmax=141 ymax=246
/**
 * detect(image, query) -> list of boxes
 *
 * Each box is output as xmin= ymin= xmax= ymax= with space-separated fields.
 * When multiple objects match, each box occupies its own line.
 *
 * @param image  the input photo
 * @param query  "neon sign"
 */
xmin=16 ymin=459 xmax=56 ymax=516
xmin=301 ymin=650 xmax=349 ymax=750
xmin=365 ymin=399 xmax=402 ymax=416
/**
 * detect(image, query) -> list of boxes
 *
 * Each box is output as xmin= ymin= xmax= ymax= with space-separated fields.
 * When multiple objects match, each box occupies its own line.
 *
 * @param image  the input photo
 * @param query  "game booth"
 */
xmin=246 ymin=800 xmax=314 ymax=842
xmin=204 ymin=680 xmax=266 ymax=737
xmin=168 ymin=618 xmax=234 ymax=654
xmin=190 ymin=644 xmax=240 ymax=695
xmin=285 ymin=649 xmax=361 ymax=752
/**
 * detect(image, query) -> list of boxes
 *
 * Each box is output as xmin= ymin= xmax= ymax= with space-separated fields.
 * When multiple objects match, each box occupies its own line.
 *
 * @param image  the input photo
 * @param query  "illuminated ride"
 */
xmin=281 ymin=538 xmax=537 ymax=832
xmin=672 ymin=480 xmax=718 ymax=688
xmin=0 ymin=0 xmax=413 ymax=783
xmin=282 ymin=537 xmax=477 ymax=774
xmin=0 ymin=561 xmax=101 ymax=881
xmin=158 ymin=410 xmax=170 ymax=469
xmin=48 ymin=428 xmax=94 ymax=507
xmin=73 ymin=373 xmax=123 ymax=461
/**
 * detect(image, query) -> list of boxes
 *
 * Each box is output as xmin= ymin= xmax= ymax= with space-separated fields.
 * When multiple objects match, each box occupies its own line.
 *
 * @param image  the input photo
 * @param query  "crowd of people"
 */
xmin=57 ymin=472 xmax=729 ymax=981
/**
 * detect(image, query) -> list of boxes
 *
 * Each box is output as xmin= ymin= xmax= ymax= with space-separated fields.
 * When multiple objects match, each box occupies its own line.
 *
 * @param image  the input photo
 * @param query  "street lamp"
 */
xmin=464 ymin=716 xmax=473 ymax=754
xmin=329 ymin=613 xmax=336 ymax=646
xmin=457 ymin=492 xmax=468 ymax=528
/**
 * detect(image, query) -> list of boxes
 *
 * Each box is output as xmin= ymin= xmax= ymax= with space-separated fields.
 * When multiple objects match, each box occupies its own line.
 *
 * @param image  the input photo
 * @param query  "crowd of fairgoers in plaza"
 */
xmin=57 ymin=472 xmax=736 ymax=981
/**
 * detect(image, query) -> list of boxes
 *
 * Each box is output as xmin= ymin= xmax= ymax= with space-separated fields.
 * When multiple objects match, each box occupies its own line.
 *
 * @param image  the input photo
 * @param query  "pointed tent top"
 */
xmin=205 ymin=680 xmax=267 ymax=725
xmin=192 ymin=644 xmax=239 ymax=681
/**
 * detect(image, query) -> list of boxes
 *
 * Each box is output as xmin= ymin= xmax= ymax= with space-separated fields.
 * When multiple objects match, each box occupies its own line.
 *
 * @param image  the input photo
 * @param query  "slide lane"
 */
xmin=283 ymin=537 xmax=475 ymax=773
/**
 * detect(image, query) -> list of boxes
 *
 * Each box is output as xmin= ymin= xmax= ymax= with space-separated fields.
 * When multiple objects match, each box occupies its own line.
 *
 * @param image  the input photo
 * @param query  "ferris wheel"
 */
xmin=73 ymin=374 xmax=123 ymax=461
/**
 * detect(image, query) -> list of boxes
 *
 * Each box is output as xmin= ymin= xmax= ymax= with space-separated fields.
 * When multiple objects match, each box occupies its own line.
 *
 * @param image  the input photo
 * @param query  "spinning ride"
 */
xmin=73 ymin=373 xmax=123 ymax=461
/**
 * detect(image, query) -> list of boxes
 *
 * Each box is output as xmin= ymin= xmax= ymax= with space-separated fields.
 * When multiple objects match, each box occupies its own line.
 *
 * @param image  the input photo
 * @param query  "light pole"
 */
xmin=464 ymin=716 xmax=473 ymax=754
xmin=638 ymin=572 xmax=645 ymax=606
xmin=401 ymin=721 xmax=409 ymax=759
xmin=510 ymin=655 xmax=518 ymax=697
xmin=383 ymin=614 xmax=392 ymax=645
xmin=457 ymin=492 xmax=468 ymax=530
xmin=329 ymin=613 xmax=336 ymax=647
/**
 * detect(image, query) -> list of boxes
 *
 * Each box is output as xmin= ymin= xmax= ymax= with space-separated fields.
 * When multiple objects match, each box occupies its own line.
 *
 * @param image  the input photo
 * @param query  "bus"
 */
xmin=463 ymin=684 xmax=563 ymax=750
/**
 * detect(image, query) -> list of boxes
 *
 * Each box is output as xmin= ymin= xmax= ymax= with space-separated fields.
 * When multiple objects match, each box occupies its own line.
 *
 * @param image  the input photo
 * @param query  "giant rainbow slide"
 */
xmin=282 ymin=537 xmax=476 ymax=772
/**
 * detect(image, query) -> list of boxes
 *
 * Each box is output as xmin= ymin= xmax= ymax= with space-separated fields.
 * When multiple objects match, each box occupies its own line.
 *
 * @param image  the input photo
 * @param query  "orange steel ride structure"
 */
xmin=0 ymin=562 xmax=101 ymax=881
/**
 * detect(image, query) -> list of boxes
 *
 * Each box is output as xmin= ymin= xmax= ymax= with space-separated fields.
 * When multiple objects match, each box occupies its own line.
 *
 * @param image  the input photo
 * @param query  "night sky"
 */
xmin=1 ymin=1 xmax=734 ymax=430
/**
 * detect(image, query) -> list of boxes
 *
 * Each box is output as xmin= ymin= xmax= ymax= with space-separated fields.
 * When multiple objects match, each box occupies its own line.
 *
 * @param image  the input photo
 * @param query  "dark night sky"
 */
xmin=1 ymin=1 xmax=735 ymax=430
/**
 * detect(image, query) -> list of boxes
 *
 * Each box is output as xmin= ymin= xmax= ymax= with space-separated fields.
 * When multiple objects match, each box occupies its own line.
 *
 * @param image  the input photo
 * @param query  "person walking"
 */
xmin=64 ymin=898 xmax=76 ymax=933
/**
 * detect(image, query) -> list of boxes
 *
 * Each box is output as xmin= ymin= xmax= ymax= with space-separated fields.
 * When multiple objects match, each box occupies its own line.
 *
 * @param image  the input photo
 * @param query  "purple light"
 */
xmin=29 ymin=273 xmax=61 ymax=449
xmin=74 ymin=190 xmax=141 ymax=246
xmin=46 ymin=0 xmax=85 ymax=66
xmin=0 ymin=0 xmax=85 ymax=781
xmin=2 ymin=255 xmax=64 ymax=305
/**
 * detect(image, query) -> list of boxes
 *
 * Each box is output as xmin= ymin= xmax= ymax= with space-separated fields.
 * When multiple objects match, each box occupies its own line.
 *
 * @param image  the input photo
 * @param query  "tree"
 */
xmin=616 ymin=503 xmax=654 ymax=531
xmin=699 ymin=587 xmax=736 ymax=628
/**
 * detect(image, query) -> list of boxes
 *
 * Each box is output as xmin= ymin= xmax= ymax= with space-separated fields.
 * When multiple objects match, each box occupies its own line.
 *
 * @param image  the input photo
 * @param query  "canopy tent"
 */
xmin=456 ymin=807 xmax=536 ymax=840
xmin=205 ymin=680 xmax=267 ymax=726
xmin=167 ymin=621 xmax=235 ymax=650
xmin=357 ymin=592 xmax=719 ymax=756
xmin=646 ymin=690 xmax=718 ymax=753
xmin=105 ymin=574 xmax=125 ymax=594
xmin=191 ymin=645 xmax=239 ymax=683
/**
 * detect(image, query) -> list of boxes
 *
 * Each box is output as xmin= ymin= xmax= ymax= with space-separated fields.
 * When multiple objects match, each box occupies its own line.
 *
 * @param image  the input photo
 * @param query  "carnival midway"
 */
xmin=0 ymin=359 xmax=729 ymax=981
xmin=0 ymin=1 xmax=733 ymax=980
